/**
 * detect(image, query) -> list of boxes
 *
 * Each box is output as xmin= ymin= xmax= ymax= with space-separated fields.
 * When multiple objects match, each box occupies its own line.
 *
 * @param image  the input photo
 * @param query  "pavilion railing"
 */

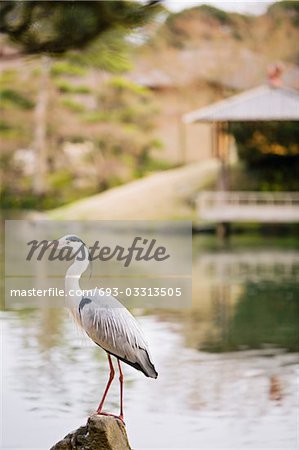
xmin=197 ymin=191 xmax=299 ymax=223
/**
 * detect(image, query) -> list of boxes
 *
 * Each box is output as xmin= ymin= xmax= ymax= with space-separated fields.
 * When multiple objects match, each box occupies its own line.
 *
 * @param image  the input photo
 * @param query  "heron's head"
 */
xmin=56 ymin=234 xmax=87 ymax=252
xmin=54 ymin=235 xmax=91 ymax=275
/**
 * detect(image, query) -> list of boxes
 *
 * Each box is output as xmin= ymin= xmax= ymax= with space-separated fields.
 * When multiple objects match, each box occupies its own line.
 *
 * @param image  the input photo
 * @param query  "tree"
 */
xmin=0 ymin=1 xmax=161 ymax=54
xmin=0 ymin=0 xmax=162 ymax=195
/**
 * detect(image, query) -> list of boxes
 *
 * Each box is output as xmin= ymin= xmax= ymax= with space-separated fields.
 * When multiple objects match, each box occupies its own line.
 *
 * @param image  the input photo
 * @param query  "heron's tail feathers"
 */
xmin=137 ymin=348 xmax=158 ymax=379
xmin=106 ymin=347 xmax=158 ymax=378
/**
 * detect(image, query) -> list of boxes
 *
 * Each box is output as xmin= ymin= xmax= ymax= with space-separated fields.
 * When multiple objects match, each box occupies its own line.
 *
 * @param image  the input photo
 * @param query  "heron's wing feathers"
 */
xmin=78 ymin=295 xmax=158 ymax=378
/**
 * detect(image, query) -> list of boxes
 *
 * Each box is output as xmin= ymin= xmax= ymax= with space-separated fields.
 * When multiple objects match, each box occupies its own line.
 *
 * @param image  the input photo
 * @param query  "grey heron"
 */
xmin=56 ymin=234 xmax=158 ymax=422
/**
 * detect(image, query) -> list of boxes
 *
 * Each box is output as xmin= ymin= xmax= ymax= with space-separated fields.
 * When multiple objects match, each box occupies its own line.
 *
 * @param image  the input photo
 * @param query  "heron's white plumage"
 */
xmin=58 ymin=234 xmax=158 ymax=379
xmin=78 ymin=294 xmax=157 ymax=378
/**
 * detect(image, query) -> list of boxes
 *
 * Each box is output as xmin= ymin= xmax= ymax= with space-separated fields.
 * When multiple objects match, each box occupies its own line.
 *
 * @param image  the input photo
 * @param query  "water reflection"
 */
xmin=191 ymin=238 xmax=299 ymax=353
xmin=187 ymin=279 xmax=299 ymax=353
xmin=2 ymin=234 xmax=299 ymax=449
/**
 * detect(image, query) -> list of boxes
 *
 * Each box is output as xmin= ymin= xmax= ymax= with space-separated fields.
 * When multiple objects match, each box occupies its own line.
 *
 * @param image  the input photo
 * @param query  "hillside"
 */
xmin=130 ymin=2 xmax=299 ymax=163
xmin=136 ymin=2 xmax=299 ymax=89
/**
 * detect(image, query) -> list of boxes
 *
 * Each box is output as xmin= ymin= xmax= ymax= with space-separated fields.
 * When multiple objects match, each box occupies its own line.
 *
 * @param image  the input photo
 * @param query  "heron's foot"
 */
xmin=96 ymin=411 xmax=125 ymax=424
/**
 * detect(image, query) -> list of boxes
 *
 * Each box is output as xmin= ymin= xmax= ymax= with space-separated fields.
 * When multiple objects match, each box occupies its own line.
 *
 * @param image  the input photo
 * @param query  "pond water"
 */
xmin=2 ymin=232 xmax=299 ymax=449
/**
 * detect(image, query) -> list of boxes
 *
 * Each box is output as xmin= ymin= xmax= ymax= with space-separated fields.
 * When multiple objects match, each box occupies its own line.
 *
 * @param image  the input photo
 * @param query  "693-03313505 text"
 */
xmin=9 ymin=287 xmax=183 ymax=298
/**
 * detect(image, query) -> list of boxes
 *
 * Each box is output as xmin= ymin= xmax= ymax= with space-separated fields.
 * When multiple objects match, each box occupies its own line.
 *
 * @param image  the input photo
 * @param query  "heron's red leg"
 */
xmin=118 ymin=359 xmax=124 ymax=420
xmin=97 ymin=354 xmax=114 ymax=414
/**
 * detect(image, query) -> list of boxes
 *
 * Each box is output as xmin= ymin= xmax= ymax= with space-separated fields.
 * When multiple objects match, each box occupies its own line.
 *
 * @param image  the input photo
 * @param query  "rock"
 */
xmin=50 ymin=415 xmax=132 ymax=450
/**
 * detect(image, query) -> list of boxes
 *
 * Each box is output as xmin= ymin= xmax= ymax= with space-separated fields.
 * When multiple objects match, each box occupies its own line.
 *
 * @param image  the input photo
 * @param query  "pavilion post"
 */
xmin=216 ymin=121 xmax=229 ymax=191
xmin=215 ymin=121 xmax=230 ymax=239
xmin=211 ymin=121 xmax=217 ymax=158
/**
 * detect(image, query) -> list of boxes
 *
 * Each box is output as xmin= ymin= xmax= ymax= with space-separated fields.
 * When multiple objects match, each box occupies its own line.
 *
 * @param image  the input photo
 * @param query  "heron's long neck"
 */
xmin=65 ymin=247 xmax=89 ymax=304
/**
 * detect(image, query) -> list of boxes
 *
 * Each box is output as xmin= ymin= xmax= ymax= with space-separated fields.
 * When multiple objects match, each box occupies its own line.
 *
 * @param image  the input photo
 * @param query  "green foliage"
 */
xmin=1 ymin=189 xmax=62 ymax=210
xmin=99 ymin=76 xmax=154 ymax=129
xmin=47 ymin=170 xmax=73 ymax=190
xmin=83 ymin=112 xmax=111 ymax=123
xmin=0 ymin=1 xmax=166 ymax=211
xmin=108 ymin=76 xmax=149 ymax=95
xmin=197 ymin=4 xmax=232 ymax=25
xmin=230 ymin=122 xmax=299 ymax=161
xmin=268 ymin=1 xmax=299 ymax=26
xmin=201 ymin=281 xmax=299 ymax=353
xmin=134 ymin=153 xmax=173 ymax=178
xmin=230 ymin=282 xmax=299 ymax=352
xmin=229 ymin=160 xmax=299 ymax=192
xmin=68 ymin=29 xmax=133 ymax=73
xmin=163 ymin=13 xmax=188 ymax=48
xmin=61 ymin=98 xmax=85 ymax=113
xmin=0 ymin=120 xmax=26 ymax=139
xmin=1 ymin=188 xmax=80 ymax=210
xmin=0 ymin=88 xmax=34 ymax=109
xmin=0 ymin=69 xmax=17 ymax=83
xmin=51 ymin=61 xmax=87 ymax=77
xmin=0 ymin=120 xmax=11 ymax=131
xmin=1 ymin=168 xmax=97 ymax=210
xmin=270 ymin=0 xmax=299 ymax=12
xmin=0 ymin=1 xmax=161 ymax=54
xmin=55 ymin=80 xmax=91 ymax=94
xmin=163 ymin=4 xmax=233 ymax=48
xmin=229 ymin=122 xmax=299 ymax=191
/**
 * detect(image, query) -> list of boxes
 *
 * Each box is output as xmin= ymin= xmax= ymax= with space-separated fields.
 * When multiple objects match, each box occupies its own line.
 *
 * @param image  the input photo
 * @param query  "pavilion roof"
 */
xmin=183 ymin=84 xmax=299 ymax=123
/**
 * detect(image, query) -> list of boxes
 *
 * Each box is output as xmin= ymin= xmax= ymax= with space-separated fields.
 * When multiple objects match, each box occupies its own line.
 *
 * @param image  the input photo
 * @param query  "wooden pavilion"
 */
xmin=182 ymin=71 xmax=299 ymax=233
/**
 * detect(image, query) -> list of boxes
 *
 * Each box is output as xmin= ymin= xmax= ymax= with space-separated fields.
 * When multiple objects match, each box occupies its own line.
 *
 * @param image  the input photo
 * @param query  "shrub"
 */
xmin=55 ymin=80 xmax=91 ymax=94
xmin=51 ymin=61 xmax=87 ymax=77
xmin=61 ymin=98 xmax=85 ymax=113
xmin=0 ymin=89 xmax=34 ymax=109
